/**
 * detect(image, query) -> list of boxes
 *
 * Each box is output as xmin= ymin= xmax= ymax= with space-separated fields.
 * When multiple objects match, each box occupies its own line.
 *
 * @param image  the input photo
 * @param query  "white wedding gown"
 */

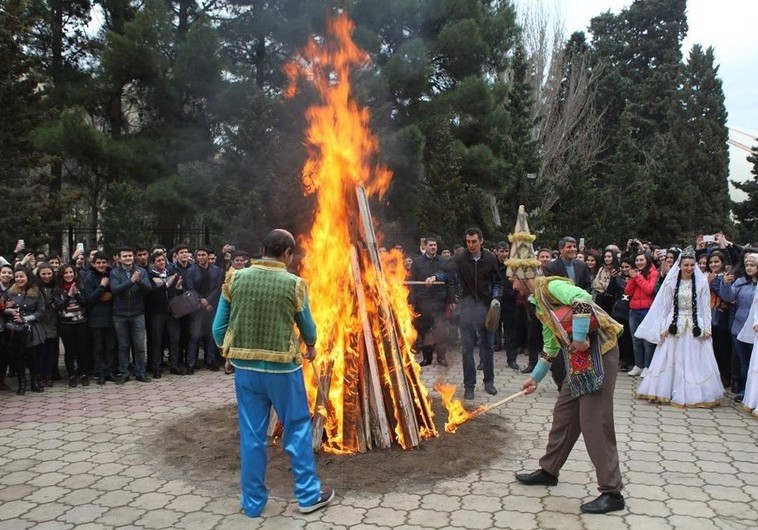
xmin=635 ymin=278 xmax=725 ymax=408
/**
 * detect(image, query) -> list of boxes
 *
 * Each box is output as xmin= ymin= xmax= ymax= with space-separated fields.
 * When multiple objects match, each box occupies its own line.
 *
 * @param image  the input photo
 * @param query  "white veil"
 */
xmin=634 ymin=251 xmax=710 ymax=344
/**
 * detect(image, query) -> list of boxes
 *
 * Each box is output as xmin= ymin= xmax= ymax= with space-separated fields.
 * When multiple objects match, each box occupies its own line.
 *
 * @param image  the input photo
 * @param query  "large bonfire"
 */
xmin=285 ymin=13 xmax=439 ymax=454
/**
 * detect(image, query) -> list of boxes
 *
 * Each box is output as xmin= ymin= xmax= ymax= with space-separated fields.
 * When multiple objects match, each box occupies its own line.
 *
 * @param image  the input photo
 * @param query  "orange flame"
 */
xmin=287 ymin=13 xmax=435 ymax=453
xmin=434 ymin=382 xmax=486 ymax=433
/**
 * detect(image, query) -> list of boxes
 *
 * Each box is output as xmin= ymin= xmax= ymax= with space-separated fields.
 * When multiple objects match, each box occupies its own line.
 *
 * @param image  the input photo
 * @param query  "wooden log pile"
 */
xmin=304 ymin=187 xmax=437 ymax=452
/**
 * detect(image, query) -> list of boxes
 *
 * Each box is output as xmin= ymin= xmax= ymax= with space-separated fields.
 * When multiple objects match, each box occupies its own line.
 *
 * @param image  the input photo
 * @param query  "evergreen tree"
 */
xmin=733 ymin=145 xmax=758 ymax=241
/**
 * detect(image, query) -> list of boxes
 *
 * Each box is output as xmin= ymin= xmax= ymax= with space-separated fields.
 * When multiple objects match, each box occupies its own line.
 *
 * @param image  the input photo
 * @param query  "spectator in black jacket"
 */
xmin=110 ymin=246 xmax=152 ymax=384
xmin=83 ymin=252 xmax=116 ymax=385
xmin=543 ymin=236 xmax=593 ymax=389
xmin=145 ymin=251 xmax=180 ymax=378
xmin=185 ymin=247 xmax=223 ymax=373
xmin=409 ymin=237 xmax=454 ymax=367
xmin=451 ymin=228 xmax=503 ymax=400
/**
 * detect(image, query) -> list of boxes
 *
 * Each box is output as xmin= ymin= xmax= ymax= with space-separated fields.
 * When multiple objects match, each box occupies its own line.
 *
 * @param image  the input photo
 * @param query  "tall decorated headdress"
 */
xmin=505 ymin=205 xmax=541 ymax=279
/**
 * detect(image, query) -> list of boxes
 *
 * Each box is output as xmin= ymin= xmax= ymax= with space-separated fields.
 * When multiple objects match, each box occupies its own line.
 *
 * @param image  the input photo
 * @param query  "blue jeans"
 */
xmin=113 ymin=315 xmax=147 ymax=376
xmin=235 ymin=367 xmax=321 ymax=517
xmin=188 ymin=309 xmax=218 ymax=367
xmin=459 ymin=300 xmax=494 ymax=389
xmin=628 ymin=309 xmax=655 ymax=369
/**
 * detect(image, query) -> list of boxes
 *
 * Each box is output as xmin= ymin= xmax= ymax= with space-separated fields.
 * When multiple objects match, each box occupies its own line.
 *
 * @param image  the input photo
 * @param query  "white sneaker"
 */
xmin=640 ymin=367 xmax=649 ymax=378
xmin=627 ymin=366 xmax=642 ymax=376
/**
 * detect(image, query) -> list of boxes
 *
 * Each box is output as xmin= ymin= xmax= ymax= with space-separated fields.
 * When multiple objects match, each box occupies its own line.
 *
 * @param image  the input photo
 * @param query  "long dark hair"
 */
xmin=636 ymin=251 xmax=655 ymax=279
xmin=668 ymin=256 xmax=701 ymax=337
xmin=55 ymin=264 xmax=81 ymax=292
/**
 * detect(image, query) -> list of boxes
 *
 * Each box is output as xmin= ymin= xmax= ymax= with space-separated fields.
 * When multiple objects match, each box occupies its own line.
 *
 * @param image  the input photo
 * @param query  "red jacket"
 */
xmin=624 ymin=266 xmax=659 ymax=310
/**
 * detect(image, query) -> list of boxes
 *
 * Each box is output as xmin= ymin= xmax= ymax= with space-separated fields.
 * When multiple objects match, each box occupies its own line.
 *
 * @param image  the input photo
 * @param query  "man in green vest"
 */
xmin=212 ymin=229 xmax=334 ymax=518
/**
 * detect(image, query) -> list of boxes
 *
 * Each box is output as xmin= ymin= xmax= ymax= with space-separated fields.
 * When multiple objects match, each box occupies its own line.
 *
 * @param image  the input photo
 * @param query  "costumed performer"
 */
xmin=509 ymin=207 xmax=626 ymax=515
xmin=212 ymin=229 xmax=334 ymax=518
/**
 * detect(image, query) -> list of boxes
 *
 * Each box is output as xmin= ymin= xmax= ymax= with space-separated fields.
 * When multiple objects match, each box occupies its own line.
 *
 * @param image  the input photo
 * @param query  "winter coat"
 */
xmin=625 ymin=266 xmax=659 ymax=311
xmin=720 ymin=277 xmax=757 ymax=337
xmin=2 ymin=285 xmax=46 ymax=347
xmin=83 ymin=268 xmax=114 ymax=328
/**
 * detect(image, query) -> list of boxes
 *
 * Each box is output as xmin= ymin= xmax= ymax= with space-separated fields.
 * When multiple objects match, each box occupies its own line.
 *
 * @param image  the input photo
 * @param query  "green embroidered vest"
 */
xmin=223 ymin=261 xmax=307 ymax=364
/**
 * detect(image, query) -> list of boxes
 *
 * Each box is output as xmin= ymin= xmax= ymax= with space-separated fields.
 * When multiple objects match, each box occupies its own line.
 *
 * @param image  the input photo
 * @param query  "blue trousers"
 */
xmin=235 ymin=367 xmax=321 ymax=517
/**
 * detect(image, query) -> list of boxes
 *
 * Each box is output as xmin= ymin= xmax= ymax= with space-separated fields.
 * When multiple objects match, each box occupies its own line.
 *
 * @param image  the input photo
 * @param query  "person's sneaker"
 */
xmin=627 ymin=366 xmax=642 ymax=376
xmin=484 ymin=383 xmax=498 ymax=396
xmin=464 ymin=387 xmax=475 ymax=400
xmin=640 ymin=367 xmax=649 ymax=378
xmin=299 ymin=488 xmax=335 ymax=514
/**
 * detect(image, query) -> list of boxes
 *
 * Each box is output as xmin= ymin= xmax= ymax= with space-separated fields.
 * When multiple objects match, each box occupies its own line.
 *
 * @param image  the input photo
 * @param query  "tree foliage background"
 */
xmin=0 ymin=0 xmax=742 ymax=256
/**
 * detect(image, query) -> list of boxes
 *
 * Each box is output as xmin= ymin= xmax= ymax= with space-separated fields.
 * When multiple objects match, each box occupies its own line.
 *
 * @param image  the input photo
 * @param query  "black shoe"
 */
xmin=170 ymin=367 xmax=186 ymax=376
xmin=153 ymin=371 xmax=162 ymax=379
xmin=484 ymin=383 xmax=498 ymax=395
xmin=507 ymin=361 xmax=520 ymax=371
xmin=419 ymin=359 xmax=432 ymax=367
xmin=80 ymin=375 xmax=89 ymax=387
xmin=96 ymin=376 xmax=106 ymax=385
xmin=135 ymin=374 xmax=150 ymax=383
xmin=515 ymin=469 xmax=558 ymax=486
xmin=464 ymin=387 xmax=474 ymax=400
xmin=580 ymin=493 xmax=625 ymax=514
xmin=68 ymin=376 xmax=78 ymax=388
xmin=186 ymin=367 xmax=195 ymax=375
xmin=116 ymin=375 xmax=130 ymax=385
xmin=477 ymin=362 xmax=483 ymax=371
xmin=521 ymin=364 xmax=536 ymax=374
xmin=299 ymin=487 xmax=335 ymax=514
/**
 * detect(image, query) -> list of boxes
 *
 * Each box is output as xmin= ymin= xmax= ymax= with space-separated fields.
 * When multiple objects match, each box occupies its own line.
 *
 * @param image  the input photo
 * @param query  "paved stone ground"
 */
xmin=1 ymin=350 xmax=757 ymax=530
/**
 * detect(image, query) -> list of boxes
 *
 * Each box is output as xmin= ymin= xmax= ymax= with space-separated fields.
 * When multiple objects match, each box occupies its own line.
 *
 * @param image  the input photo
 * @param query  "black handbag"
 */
xmin=169 ymin=291 xmax=202 ymax=319
xmin=4 ymin=321 xmax=31 ymax=345
xmin=611 ymin=295 xmax=630 ymax=322
xmin=712 ymin=305 xmax=729 ymax=329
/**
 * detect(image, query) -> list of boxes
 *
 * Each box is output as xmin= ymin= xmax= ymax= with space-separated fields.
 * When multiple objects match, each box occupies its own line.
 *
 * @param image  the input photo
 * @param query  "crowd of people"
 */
xmin=404 ymin=231 xmax=758 ymax=416
xmin=2 ymin=230 xmax=757 ymax=418
xmin=0 ymin=241 xmax=253 ymax=394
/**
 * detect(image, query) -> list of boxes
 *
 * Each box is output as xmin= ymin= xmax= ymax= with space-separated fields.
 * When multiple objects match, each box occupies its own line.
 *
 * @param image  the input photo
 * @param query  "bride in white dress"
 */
xmin=737 ymin=287 xmax=758 ymax=417
xmin=634 ymin=251 xmax=725 ymax=407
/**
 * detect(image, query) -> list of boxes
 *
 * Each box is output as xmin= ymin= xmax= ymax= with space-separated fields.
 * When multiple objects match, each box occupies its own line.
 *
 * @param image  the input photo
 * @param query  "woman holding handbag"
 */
xmin=2 ymin=267 xmax=46 ymax=394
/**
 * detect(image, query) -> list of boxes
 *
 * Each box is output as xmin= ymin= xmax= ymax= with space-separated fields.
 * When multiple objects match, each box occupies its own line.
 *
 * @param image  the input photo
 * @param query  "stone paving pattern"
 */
xmin=1 ymin=351 xmax=757 ymax=529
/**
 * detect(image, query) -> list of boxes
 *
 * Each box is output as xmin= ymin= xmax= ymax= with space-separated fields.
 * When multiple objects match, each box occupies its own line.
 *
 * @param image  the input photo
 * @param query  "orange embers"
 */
xmin=286 ymin=13 xmax=436 ymax=453
xmin=434 ymin=383 xmax=486 ymax=433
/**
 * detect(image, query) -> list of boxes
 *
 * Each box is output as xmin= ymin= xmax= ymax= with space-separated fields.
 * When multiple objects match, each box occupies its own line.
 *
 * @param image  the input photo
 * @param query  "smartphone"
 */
xmin=578 ymin=237 xmax=585 ymax=248
xmin=76 ymin=242 xmax=84 ymax=253
xmin=702 ymin=235 xmax=716 ymax=243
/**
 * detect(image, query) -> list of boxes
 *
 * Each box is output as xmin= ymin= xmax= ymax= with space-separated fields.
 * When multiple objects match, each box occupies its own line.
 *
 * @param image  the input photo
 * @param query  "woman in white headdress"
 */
xmin=736 ymin=289 xmax=758 ymax=417
xmin=633 ymin=250 xmax=725 ymax=407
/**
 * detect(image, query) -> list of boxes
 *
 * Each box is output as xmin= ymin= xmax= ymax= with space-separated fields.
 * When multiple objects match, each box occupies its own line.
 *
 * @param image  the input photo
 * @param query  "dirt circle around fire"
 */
xmin=144 ymin=401 xmax=518 ymax=496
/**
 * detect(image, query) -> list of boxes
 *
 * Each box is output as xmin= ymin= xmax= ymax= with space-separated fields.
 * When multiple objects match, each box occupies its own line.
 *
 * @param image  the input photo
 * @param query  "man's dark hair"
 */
xmin=195 ymin=246 xmax=212 ymax=254
xmin=136 ymin=246 xmax=148 ymax=253
xmin=496 ymin=241 xmax=509 ymax=250
xmin=174 ymin=243 xmax=189 ymax=254
xmin=93 ymin=251 xmax=109 ymax=263
xmin=424 ymin=236 xmax=437 ymax=245
xmin=557 ymin=236 xmax=576 ymax=250
xmin=262 ymin=230 xmax=296 ymax=258
xmin=116 ymin=246 xmax=134 ymax=256
xmin=465 ymin=227 xmax=483 ymax=239
xmin=149 ymin=251 xmax=166 ymax=263
xmin=232 ymin=250 xmax=250 ymax=260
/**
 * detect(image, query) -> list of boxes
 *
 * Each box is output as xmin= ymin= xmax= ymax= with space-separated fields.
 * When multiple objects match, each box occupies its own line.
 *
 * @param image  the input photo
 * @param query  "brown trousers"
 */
xmin=539 ymin=344 xmax=623 ymax=493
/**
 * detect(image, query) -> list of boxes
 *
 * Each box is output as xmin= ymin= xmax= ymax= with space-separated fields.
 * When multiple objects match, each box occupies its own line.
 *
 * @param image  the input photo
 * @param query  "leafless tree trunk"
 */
xmin=518 ymin=2 xmax=605 ymax=214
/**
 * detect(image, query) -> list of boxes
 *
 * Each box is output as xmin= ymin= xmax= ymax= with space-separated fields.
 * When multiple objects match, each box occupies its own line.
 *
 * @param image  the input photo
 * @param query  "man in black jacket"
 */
xmin=110 ymin=246 xmax=153 ymax=383
xmin=542 ymin=236 xmax=592 ymax=388
xmin=409 ymin=237 xmax=454 ymax=367
xmin=452 ymin=228 xmax=503 ymax=400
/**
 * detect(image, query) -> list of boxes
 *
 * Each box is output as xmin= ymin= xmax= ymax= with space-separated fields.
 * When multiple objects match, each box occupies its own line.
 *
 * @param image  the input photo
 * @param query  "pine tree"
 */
xmin=733 ymin=145 xmax=758 ymax=241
